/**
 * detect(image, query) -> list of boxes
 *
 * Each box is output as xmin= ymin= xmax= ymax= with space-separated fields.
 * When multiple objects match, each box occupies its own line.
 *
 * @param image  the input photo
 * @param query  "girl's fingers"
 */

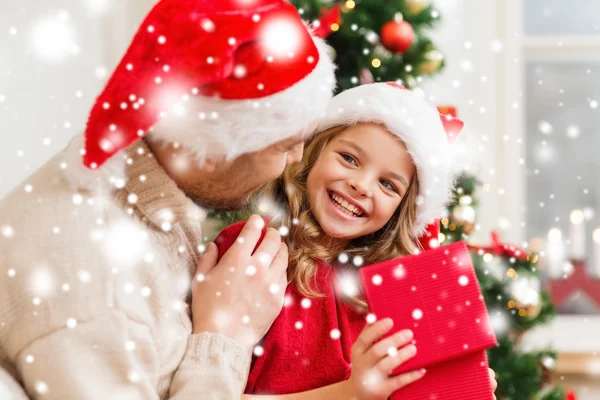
xmin=489 ymin=368 xmax=498 ymax=391
xmin=368 ymin=329 xmax=414 ymax=363
xmin=353 ymin=318 xmax=394 ymax=355
xmin=387 ymin=368 xmax=426 ymax=393
xmin=376 ymin=344 xmax=417 ymax=375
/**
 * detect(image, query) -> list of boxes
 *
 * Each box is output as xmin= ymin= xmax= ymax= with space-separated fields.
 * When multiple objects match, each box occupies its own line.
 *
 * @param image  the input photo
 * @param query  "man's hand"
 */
xmin=191 ymin=215 xmax=289 ymax=353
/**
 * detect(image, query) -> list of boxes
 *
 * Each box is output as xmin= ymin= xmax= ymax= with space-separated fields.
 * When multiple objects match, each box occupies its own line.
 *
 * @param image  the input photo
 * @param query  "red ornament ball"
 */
xmin=381 ymin=20 xmax=414 ymax=53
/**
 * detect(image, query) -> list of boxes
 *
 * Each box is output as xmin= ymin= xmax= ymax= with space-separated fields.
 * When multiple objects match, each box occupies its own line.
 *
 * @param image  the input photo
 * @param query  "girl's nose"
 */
xmin=348 ymin=176 xmax=372 ymax=198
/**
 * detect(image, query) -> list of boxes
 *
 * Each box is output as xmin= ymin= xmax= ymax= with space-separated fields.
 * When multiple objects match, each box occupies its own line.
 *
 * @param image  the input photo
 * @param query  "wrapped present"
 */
xmin=359 ymin=241 xmax=497 ymax=399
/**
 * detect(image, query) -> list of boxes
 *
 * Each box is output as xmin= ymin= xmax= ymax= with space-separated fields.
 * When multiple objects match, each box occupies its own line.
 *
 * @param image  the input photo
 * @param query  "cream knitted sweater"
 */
xmin=0 ymin=136 xmax=250 ymax=399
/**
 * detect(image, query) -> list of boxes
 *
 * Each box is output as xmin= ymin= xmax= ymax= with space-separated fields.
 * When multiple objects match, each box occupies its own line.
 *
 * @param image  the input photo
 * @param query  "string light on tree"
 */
xmin=420 ymin=49 xmax=444 ymax=75
xmin=341 ymin=0 xmax=356 ymax=12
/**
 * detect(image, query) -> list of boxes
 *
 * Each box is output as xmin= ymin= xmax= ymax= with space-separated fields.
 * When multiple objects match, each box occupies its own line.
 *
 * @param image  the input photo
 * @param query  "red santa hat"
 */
xmin=82 ymin=0 xmax=336 ymax=170
xmin=316 ymin=82 xmax=464 ymax=240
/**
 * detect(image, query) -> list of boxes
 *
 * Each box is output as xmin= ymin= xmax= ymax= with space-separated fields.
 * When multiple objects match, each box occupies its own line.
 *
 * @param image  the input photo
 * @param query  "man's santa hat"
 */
xmin=82 ymin=0 xmax=335 ymax=173
xmin=316 ymin=82 xmax=464 ymax=243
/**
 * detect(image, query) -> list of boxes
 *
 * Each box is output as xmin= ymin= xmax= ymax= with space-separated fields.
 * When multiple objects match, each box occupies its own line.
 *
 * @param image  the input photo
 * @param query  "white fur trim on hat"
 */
xmin=147 ymin=36 xmax=336 ymax=166
xmin=316 ymin=83 xmax=454 ymax=238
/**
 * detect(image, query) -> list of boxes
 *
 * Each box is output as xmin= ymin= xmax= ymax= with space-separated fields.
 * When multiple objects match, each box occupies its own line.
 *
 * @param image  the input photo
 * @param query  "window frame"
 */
xmin=503 ymin=0 xmax=600 ymax=359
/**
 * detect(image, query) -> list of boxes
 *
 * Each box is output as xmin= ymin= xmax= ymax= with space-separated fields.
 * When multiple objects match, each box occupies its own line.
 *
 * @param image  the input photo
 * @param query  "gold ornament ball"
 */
xmin=419 ymin=50 xmax=444 ymax=75
xmin=405 ymin=0 xmax=430 ymax=16
xmin=515 ymin=289 xmax=542 ymax=320
xmin=451 ymin=205 xmax=476 ymax=235
xmin=517 ymin=301 xmax=542 ymax=320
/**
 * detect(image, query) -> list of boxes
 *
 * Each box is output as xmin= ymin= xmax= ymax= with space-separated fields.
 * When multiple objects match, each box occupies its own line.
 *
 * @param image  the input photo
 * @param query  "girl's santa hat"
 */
xmin=316 ymin=82 xmax=464 ymax=242
xmin=82 ymin=0 xmax=335 ymax=172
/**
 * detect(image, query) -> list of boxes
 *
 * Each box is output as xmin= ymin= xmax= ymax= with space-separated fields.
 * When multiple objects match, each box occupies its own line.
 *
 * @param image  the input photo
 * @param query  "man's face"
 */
xmin=149 ymin=122 xmax=318 ymax=211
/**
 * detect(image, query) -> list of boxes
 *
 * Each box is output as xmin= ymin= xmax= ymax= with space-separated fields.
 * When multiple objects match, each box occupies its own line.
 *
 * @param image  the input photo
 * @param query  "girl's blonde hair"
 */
xmin=260 ymin=125 xmax=421 ymax=304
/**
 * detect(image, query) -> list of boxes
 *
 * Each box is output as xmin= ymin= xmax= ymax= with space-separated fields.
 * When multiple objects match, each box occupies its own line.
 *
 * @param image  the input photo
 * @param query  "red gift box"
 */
xmin=358 ymin=241 xmax=497 ymax=399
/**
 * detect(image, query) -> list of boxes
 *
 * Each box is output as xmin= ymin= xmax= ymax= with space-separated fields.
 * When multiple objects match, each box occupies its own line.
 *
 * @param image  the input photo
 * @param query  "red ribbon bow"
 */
xmin=312 ymin=4 xmax=341 ymax=39
xmin=437 ymin=106 xmax=463 ymax=144
xmin=468 ymin=231 xmax=529 ymax=260
xmin=385 ymin=82 xmax=464 ymax=142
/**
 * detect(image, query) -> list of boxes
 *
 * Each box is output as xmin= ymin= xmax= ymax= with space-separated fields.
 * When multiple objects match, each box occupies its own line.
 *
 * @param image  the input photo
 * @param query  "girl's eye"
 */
xmin=341 ymin=153 xmax=357 ymax=165
xmin=380 ymin=179 xmax=397 ymax=192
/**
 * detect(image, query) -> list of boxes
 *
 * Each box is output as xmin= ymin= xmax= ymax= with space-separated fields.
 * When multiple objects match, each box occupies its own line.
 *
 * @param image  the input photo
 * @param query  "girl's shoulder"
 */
xmin=213 ymin=216 xmax=272 ymax=261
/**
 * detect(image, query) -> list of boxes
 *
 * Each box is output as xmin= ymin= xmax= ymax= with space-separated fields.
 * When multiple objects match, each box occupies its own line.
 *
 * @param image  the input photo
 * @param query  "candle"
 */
xmin=593 ymin=229 xmax=600 ymax=278
xmin=569 ymin=209 xmax=586 ymax=260
xmin=546 ymin=228 xmax=566 ymax=278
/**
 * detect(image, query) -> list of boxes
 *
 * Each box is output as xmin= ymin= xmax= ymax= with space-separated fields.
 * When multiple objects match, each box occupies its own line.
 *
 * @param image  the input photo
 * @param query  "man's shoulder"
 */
xmin=0 ymin=152 xmax=148 ymax=350
xmin=0 ymin=156 xmax=121 ymax=258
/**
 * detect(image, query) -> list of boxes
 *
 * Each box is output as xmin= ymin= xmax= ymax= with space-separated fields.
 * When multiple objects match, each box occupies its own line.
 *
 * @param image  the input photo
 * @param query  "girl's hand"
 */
xmin=347 ymin=318 xmax=425 ymax=400
xmin=489 ymin=368 xmax=498 ymax=399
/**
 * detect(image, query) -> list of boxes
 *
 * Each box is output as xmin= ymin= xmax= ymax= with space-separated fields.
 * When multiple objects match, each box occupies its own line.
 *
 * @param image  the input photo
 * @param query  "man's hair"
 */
xmin=258 ymin=125 xmax=421 ymax=307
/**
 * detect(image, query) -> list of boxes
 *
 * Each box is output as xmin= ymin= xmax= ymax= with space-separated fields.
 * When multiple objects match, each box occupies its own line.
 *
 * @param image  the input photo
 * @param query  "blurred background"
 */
xmin=1 ymin=0 xmax=599 ymax=398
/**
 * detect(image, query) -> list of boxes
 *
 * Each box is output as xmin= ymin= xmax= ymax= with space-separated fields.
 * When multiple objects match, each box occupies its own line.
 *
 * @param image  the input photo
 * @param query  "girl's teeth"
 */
xmin=330 ymin=192 xmax=362 ymax=217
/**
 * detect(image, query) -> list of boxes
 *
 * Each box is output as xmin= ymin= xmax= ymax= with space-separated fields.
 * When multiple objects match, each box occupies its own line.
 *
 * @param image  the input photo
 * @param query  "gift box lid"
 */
xmin=359 ymin=241 xmax=498 ymax=374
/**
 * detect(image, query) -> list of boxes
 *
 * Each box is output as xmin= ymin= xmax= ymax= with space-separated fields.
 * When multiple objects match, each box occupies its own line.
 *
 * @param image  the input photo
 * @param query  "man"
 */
xmin=0 ymin=0 xmax=335 ymax=398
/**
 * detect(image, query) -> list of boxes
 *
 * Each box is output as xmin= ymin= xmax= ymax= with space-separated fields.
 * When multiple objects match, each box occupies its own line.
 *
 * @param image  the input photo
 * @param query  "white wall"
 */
xmin=0 ymin=0 xmax=153 ymax=199
xmin=420 ymin=0 xmax=525 ymax=245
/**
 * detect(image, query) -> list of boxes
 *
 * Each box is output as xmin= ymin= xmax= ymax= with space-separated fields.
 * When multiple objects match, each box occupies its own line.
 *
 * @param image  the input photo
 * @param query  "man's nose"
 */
xmin=286 ymin=142 xmax=304 ymax=165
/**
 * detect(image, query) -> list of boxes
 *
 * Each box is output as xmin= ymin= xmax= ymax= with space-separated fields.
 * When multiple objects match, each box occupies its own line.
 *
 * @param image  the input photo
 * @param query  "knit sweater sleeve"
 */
xmin=8 ymin=311 xmax=249 ymax=400
xmin=1 ymin=239 xmax=250 ymax=399
xmin=170 ymin=333 xmax=251 ymax=399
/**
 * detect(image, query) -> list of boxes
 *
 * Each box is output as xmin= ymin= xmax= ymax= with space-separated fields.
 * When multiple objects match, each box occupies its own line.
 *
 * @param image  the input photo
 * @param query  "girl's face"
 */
xmin=307 ymin=123 xmax=416 ymax=240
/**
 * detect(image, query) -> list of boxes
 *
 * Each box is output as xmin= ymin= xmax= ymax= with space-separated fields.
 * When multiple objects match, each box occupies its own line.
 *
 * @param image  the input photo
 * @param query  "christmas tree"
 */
xmin=291 ymin=0 xmax=445 ymax=92
xmin=442 ymin=173 xmax=572 ymax=400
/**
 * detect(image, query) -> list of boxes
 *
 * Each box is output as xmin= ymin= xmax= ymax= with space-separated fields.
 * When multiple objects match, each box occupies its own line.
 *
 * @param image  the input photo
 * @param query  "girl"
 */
xmin=209 ymin=82 xmax=496 ymax=399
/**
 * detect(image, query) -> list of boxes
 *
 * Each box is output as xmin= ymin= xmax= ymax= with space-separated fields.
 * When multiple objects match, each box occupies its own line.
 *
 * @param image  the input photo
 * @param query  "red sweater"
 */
xmin=214 ymin=220 xmax=367 ymax=395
